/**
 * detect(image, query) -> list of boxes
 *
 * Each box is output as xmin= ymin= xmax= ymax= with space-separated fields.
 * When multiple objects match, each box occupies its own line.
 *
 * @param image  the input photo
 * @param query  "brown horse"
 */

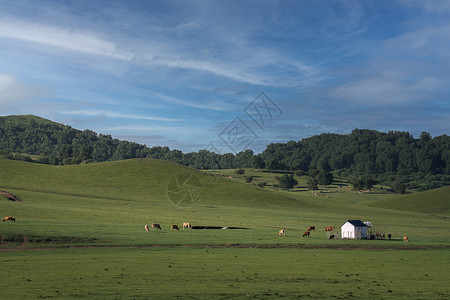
xmin=307 ymin=226 xmax=315 ymax=232
xmin=302 ymin=231 xmax=310 ymax=238
xmin=325 ymin=226 xmax=335 ymax=232
xmin=403 ymin=236 xmax=409 ymax=242
xmin=171 ymin=225 xmax=179 ymax=231
xmin=151 ymin=223 xmax=162 ymax=230
xmin=278 ymin=229 xmax=285 ymax=236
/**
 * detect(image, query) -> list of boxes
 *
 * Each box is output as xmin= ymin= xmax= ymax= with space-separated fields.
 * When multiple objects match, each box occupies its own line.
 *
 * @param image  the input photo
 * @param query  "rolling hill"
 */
xmin=368 ymin=186 xmax=450 ymax=216
xmin=1 ymin=157 xmax=449 ymax=248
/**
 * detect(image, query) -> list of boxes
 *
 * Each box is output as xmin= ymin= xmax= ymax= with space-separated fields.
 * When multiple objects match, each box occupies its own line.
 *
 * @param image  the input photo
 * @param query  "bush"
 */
xmin=235 ymin=169 xmax=245 ymax=175
xmin=257 ymin=181 xmax=267 ymax=188
xmin=278 ymin=174 xmax=298 ymax=189
xmin=295 ymin=169 xmax=305 ymax=176
xmin=245 ymin=176 xmax=254 ymax=183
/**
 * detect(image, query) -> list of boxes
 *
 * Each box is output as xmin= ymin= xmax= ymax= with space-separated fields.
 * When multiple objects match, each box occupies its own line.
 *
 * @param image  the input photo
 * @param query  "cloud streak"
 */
xmin=60 ymin=109 xmax=183 ymax=122
xmin=0 ymin=19 xmax=129 ymax=60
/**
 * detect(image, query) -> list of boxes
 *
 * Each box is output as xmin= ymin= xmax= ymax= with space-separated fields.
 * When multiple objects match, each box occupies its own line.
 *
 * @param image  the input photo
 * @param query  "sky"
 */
xmin=1 ymin=0 xmax=449 ymax=154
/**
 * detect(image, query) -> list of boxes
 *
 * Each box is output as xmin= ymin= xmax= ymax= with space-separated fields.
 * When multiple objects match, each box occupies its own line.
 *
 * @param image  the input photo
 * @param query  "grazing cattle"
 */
xmin=307 ymin=226 xmax=315 ymax=232
xmin=2 ymin=216 xmax=15 ymax=222
xmin=183 ymin=222 xmax=192 ymax=229
xmin=144 ymin=224 xmax=149 ymax=232
xmin=329 ymin=234 xmax=336 ymax=240
xmin=388 ymin=233 xmax=392 ymax=240
xmin=302 ymin=231 xmax=310 ymax=238
xmin=151 ymin=223 xmax=161 ymax=230
xmin=403 ymin=236 xmax=409 ymax=242
xmin=171 ymin=225 xmax=179 ymax=231
xmin=279 ymin=229 xmax=285 ymax=236
xmin=325 ymin=226 xmax=335 ymax=232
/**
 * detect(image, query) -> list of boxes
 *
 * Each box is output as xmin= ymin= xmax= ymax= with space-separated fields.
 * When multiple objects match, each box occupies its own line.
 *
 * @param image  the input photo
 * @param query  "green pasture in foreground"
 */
xmin=1 ymin=158 xmax=450 ymax=298
xmin=1 ymin=247 xmax=449 ymax=299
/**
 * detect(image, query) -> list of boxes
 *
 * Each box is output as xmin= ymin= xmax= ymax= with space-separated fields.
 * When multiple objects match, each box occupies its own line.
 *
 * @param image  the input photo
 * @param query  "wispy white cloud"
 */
xmin=384 ymin=24 xmax=450 ymax=58
xmin=0 ymin=74 xmax=48 ymax=105
xmin=0 ymin=19 xmax=129 ymax=60
xmin=0 ymin=16 xmax=318 ymax=87
xmin=104 ymin=125 xmax=206 ymax=137
xmin=397 ymin=0 xmax=450 ymax=13
xmin=60 ymin=109 xmax=183 ymax=122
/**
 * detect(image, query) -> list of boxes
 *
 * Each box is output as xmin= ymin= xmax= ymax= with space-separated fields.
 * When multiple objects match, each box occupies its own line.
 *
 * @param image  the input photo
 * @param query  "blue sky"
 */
xmin=1 ymin=0 xmax=449 ymax=153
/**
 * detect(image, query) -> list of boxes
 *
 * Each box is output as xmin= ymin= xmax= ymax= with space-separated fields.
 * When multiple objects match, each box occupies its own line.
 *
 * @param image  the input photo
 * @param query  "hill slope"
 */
xmin=368 ymin=186 xmax=450 ymax=216
xmin=0 ymin=114 xmax=61 ymax=126
xmin=0 ymin=158 xmax=317 ymax=210
xmin=1 ymin=158 xmax=450 ymax=248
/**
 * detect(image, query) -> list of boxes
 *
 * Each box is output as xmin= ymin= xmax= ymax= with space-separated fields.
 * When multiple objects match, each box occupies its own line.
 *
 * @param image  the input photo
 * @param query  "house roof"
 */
xmin=343 ymin=220 xmax=367 ymax=227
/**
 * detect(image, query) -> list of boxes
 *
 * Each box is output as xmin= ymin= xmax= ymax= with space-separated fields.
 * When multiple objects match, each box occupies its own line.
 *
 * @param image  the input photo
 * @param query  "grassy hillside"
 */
xmin=367 ymin=186 xmax=450 ymax=216
xmin=1 ymin=158 xmax=449 ymax=246
xmin=0 ymin=114 xmax=61 ymax=126
xmin=1 ymin=158 xmax=450 ymax=299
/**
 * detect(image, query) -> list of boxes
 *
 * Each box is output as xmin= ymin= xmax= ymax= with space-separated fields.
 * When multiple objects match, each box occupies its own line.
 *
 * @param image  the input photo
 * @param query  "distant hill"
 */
xmin=0 ymin=114 xmax=449 ymax=191
xmin=0 ymin=158 xmax=316 ymax=210
xmin=0 ymin=114 xmax=61 ymax=126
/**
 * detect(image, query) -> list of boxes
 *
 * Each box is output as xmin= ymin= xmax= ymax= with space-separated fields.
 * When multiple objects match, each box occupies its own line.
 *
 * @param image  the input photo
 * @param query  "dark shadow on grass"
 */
xmin=192 ymin=226 xmax=250 ymax=230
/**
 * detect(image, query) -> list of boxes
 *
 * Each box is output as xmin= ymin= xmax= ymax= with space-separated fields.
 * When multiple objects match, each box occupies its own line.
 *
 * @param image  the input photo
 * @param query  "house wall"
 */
xmin=341 ymin=223 xmax=354 ymax=239
xmin=341 ymin=222 xmax=368 ymax=239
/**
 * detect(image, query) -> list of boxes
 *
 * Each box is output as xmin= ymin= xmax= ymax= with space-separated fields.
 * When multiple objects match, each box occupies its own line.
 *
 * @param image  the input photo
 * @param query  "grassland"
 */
xmin=1 ymin=158 xmax=449 ymax=299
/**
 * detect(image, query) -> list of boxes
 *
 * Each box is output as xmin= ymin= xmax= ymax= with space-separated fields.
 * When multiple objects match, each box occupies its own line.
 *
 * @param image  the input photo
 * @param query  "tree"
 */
xmin=308 ymin=168 xmax=319 ymax=178
xmin=392 ymin=181 xmax=406 ymax=194
xmin=307 ymin=177 xmax=319 ymax=191
xmin=252 ymin=155 xmax=265 ymax=169
xmin=317 ymin=171 xmax=333 ymax=187
xmin=267 ymin=160 xmax=283 ymax=171
xmin=278 ymin=174 xmax=298 ymax=189
xmin=351 ymin=176 xmax=376 ymax=191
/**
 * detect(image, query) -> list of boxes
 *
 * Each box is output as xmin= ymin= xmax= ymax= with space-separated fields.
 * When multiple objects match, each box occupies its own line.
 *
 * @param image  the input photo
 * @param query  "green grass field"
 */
xmin=1 ymin=158 xmax=449 ymax=299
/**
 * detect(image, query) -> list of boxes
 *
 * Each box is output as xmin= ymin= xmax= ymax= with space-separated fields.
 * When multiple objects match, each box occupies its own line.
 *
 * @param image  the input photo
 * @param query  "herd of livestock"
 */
xmin=2 ymin=217 xmax=409 ymax=242
xmin=144 ymin=222 xmax=409 ymax=242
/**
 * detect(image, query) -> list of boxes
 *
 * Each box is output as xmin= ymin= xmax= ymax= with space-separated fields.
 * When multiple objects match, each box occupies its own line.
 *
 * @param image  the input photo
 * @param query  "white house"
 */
xmin=341 ymin=220 xmax=368 ymax=239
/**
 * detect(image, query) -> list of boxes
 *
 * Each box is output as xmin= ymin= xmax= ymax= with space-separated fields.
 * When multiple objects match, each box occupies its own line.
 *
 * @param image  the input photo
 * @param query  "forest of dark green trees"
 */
xmin=1 ymin=115 xmax=449 ymax=191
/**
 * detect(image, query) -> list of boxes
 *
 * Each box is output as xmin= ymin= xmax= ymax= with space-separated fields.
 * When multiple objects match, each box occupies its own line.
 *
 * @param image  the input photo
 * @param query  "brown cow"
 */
xmin=151 ymin=223 xmax=161 ymax=230
xmin=183 ymin=222 xmax=192 ymax=229
xmin=307 ymin=226 xmax=315 ymax=232
xmin=144 ymin=224 xmax=149 ymax=232
xmin=325 ymin=226 xmax=335 ymax=231
xmin=2 ymin=216 xmax=15 ymax=222
xmin=171 ymin=225 xmax=179 ymax=231
xmin=329 ymin=234 xmax=336 ymax=240
xmin=302 ymin=231 xmax=310 ymax=238
xmin=403 ymin=236 xmax=409 ymax=242
xmin=278 ymin=229 xmax=285 ymax=236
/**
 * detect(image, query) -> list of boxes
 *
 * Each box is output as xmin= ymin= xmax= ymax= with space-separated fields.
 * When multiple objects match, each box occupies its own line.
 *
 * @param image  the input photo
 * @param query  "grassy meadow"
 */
xmin=1 ymin=158 xmax=450 ymax=299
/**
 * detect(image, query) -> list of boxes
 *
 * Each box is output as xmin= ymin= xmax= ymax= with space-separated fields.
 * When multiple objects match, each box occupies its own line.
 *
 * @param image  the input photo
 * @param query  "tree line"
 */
xmin=1 ymin=115 xmax=449 ymax=190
